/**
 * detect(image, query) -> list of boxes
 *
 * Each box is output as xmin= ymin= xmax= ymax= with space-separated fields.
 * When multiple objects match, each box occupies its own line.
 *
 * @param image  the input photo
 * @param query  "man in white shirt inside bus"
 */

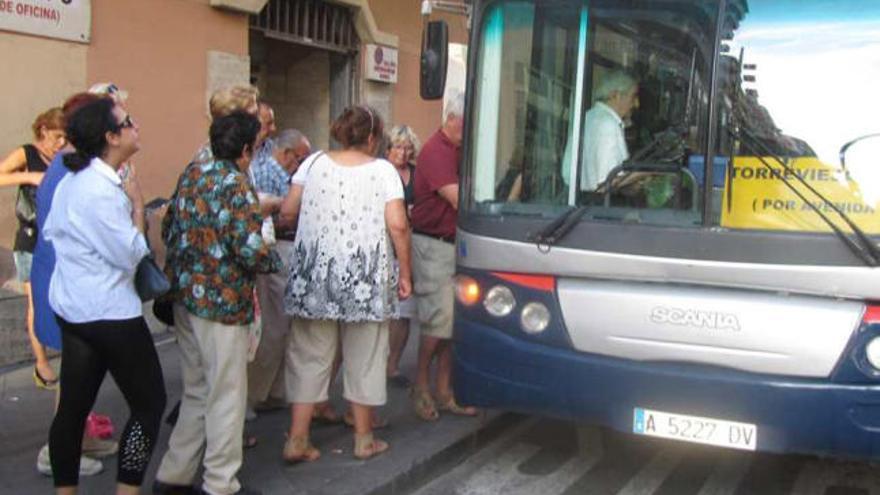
xmin=580 ymin=71 xmax=640 ymax=192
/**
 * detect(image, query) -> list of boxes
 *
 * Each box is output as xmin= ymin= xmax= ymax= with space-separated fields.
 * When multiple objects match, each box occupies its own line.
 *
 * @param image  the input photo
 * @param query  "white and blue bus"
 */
xmin=423 ymin=0 xmax=880 ymax=457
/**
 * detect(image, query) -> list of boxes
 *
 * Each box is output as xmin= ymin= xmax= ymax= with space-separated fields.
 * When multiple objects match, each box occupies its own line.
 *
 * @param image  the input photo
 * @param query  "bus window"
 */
xmin=570 ymin=2 xmax=713 ymax=217
xmin=470 ymin=1 xmax=582 ymax=212
xmin=468 ymin=0 xmax=716 ymax=227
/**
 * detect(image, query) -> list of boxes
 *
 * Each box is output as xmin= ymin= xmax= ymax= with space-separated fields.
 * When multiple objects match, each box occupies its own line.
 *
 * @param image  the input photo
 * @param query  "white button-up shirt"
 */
xmin=45 ymin=157 xmax=149 ymax=323
xmin=580 ymin=101 xmax=629 ymax=191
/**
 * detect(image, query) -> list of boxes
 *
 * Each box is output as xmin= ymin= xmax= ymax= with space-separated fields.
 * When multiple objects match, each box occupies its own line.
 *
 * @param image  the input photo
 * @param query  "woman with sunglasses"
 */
xmin=44 ymin=98 xmax=166 ymax=495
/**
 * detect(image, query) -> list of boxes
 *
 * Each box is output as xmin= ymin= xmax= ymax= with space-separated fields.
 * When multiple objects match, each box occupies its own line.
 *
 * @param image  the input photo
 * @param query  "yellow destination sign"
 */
xmin=720 ymin=157 xmax=880 ymax=233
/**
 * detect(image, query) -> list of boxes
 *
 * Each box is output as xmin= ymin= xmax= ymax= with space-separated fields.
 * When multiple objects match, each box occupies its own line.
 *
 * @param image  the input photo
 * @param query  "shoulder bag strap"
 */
xmin=306 ymin=151 xmax=325 ymax=177
xmin=290 ymin=151 xmax=326 ymax=183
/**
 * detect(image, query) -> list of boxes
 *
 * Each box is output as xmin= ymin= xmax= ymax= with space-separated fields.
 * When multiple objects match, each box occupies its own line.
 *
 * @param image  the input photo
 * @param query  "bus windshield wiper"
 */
xmin=733 ymin=128 xmax=880 ymax=267
xmin=529 ymin=205 xmax=590 ymax=249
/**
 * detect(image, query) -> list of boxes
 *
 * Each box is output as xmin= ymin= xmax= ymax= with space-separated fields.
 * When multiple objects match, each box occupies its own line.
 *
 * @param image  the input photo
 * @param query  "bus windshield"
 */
xmin=465 ymin=0 xmax=880 ymax=235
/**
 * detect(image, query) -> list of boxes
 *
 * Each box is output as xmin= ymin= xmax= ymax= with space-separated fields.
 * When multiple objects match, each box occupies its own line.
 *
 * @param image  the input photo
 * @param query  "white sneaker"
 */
xmin=36 ymin=445 xmax=104 ymax=477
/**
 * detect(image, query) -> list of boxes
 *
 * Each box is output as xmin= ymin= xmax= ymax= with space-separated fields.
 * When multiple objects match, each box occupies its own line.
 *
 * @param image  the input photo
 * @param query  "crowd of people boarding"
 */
xmin=0 ymin=81 xmax=473 ymax=495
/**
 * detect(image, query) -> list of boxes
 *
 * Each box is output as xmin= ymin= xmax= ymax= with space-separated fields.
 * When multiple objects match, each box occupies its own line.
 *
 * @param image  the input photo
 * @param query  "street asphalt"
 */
xmin=415 ymin=417 xmax=880 ymax=495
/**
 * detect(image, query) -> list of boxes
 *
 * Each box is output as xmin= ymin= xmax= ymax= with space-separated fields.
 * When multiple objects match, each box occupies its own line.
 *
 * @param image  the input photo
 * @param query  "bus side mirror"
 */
xmin=421 ymin=20 xmax=448 ymax=100
xmin=840 ymin=133 xmax=880 ymax=170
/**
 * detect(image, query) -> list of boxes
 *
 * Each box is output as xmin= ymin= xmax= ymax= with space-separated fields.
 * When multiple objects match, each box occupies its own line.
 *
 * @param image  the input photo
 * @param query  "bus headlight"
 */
xmin=484 ymin=285 xmax=516 ymax=317
xmin=521 ymin=302 xmax=550 ymax=334
xmin=866 ymin=337 xmax=880 ymax=370
xmin=455 ymin=275 xmax=482 ymax=306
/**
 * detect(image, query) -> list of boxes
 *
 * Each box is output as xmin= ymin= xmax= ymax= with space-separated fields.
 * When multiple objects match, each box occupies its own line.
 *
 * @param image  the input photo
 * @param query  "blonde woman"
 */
xmin=192 ymin=84 xmax=260 ymax=165
xmin=385 ymin=125 xmax=421 ymax=388
xmin=0 ymin=107 xmax=66 ymax=389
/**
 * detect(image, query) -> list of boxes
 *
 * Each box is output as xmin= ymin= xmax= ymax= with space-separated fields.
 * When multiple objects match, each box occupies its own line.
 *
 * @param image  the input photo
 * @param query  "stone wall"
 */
xmin=0 ymin=289 xmax=29 ymax=369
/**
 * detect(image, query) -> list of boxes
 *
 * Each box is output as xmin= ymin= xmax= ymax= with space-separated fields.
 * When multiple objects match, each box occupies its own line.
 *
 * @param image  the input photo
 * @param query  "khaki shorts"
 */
xmin=285 ymin=318 xmax=389 ymax=406
xmin=397 ymin=295 xmax=417 ymax=319
xmin=412 ymin=234 xmax=455 ymax=339
xmin=13 ymin=251 xmax=32 ymax=283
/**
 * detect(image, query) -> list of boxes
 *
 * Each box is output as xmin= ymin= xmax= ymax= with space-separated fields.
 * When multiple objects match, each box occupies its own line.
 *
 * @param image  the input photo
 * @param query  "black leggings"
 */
xmin=49 ymin=316 xmax=167 ymax=487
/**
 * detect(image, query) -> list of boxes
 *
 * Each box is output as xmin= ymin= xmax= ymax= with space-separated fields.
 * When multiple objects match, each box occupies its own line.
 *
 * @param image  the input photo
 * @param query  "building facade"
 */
xmin=0 ymin=0 xmax=468 ymax=272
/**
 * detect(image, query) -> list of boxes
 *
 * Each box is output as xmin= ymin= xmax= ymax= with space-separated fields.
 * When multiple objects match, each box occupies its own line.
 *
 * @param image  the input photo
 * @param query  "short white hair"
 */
xmin=594 ymin=71 xmax=637 ymax=102
xmin=443 ymin=90 xmax=465 ymax=122
xmin=274 ymin=128 xmax=306 ymax=150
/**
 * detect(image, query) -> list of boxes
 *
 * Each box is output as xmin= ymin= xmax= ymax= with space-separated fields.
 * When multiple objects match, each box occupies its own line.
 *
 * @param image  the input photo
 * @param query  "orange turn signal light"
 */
xmin=455 ymin=275 xmax=482 ymax=306
xmin=863 ymin=304 xmax=880 ymax=325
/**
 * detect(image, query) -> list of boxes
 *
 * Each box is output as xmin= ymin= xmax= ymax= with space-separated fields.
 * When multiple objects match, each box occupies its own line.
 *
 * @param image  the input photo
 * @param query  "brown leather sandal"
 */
xmin=436 ymin=395 xmax=478 ymax=416
xmin=410 ymin=386 xmax=439 ymax=421
xmin=282 ymin=435 xmax=321 ymax=463
xmin=33 ymin=365 xmax=59 ymax=390
xmin=353 ymin=432 xmax=389 ymax=460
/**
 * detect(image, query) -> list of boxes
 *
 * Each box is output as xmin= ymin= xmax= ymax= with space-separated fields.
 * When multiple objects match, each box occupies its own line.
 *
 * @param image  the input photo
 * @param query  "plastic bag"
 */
xmin=247 ymin=288 xmax=262 ymax=362
xmin=85 ymin=412 xmax=114 ymax=439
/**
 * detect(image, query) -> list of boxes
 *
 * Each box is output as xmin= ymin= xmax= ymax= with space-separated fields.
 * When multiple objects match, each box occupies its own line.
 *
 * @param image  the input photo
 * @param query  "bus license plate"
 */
xmin=633 ymin=408 xmax=757 ymax=451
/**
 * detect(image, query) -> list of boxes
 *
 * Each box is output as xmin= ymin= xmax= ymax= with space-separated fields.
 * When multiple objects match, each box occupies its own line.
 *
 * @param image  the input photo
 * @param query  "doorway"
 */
xmin=250 ymin=0 xmax=360 ymax=149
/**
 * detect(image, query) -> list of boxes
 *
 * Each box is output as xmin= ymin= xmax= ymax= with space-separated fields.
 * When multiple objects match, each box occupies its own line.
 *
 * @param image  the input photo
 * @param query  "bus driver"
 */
xmin=580 ymin=71 xmax=639 ymax=192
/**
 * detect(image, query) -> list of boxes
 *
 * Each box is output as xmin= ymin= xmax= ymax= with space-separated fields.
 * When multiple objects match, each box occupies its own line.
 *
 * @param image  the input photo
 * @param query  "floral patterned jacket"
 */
xmin=163 ymin=159 xmax=281 ymax=325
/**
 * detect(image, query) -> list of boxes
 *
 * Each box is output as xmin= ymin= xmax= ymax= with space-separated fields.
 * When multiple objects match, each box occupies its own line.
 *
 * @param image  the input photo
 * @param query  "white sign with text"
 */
xmin=364 ymin=44 xmax=398 ymax=84
xmin=0 ymin=0 xmax=91 ymax=43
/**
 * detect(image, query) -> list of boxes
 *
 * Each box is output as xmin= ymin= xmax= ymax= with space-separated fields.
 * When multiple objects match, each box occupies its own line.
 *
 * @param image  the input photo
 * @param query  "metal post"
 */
xmin=702 ymin=0 xmax=729 ymax=226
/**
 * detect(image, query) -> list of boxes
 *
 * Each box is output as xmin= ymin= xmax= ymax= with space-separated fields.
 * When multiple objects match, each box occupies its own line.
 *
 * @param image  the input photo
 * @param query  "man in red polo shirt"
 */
xmin=410 ymin=91 xmax=477 ymax=420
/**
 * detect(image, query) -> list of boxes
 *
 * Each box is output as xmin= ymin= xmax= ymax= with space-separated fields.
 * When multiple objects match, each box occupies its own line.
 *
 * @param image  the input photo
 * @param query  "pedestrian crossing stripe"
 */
xmin=413 ymin=419 xmax=880 ymax=495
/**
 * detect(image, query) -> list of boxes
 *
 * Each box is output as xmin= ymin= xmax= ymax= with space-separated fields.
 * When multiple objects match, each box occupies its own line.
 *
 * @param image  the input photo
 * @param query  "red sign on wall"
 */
xmin=365 ymin=44 xmax=398 ymax=84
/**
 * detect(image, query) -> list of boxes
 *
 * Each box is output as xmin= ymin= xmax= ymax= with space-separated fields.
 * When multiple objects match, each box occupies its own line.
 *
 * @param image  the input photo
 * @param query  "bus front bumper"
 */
xmin=453 ymin=319 xmax=880 ymax=459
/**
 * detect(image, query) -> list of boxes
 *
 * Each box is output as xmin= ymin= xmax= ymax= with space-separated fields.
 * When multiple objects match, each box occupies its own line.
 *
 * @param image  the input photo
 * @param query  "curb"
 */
xmin=367 ymin=412 xmax=526 ymax=495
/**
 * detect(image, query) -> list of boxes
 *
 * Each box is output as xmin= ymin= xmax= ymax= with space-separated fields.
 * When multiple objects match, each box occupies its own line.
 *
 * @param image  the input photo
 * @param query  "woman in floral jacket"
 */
xmin=155 ymin=111 xmax=281 ymax=495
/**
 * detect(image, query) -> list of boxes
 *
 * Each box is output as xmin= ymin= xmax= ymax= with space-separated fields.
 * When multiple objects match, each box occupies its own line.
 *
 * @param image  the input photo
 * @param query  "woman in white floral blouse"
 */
xmin=279 ymin=105 xmax=412 ymax=462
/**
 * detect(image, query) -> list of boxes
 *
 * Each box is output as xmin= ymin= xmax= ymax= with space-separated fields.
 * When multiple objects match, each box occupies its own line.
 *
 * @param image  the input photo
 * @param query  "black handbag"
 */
xmin=15 ymin=185 xmax=37 ymax=225
xmin=135 ymin=254 xmax=170 ymax=302
xmin=136 ymin=198 xmax=172 ymax=302
xmin=152 ymin=292 xmax=175 ymax=326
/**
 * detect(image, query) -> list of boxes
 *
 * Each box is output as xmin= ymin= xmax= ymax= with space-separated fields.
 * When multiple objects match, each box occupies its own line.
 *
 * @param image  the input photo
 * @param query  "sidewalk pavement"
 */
xmin=0 ymin=324 xmax=518 ymax=495
xmin=0 ymin=287 xmax=31 ymax=369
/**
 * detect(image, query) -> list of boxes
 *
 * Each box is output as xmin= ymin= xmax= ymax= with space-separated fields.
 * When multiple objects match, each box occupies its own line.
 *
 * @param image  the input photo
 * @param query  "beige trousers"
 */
xmin=286 ymin=318 xmax=389 ymax=406
xmin=247 ymin=240 xmax=295 ymax=405
xmin=156 ymin=305 xmax=248 ymax=495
